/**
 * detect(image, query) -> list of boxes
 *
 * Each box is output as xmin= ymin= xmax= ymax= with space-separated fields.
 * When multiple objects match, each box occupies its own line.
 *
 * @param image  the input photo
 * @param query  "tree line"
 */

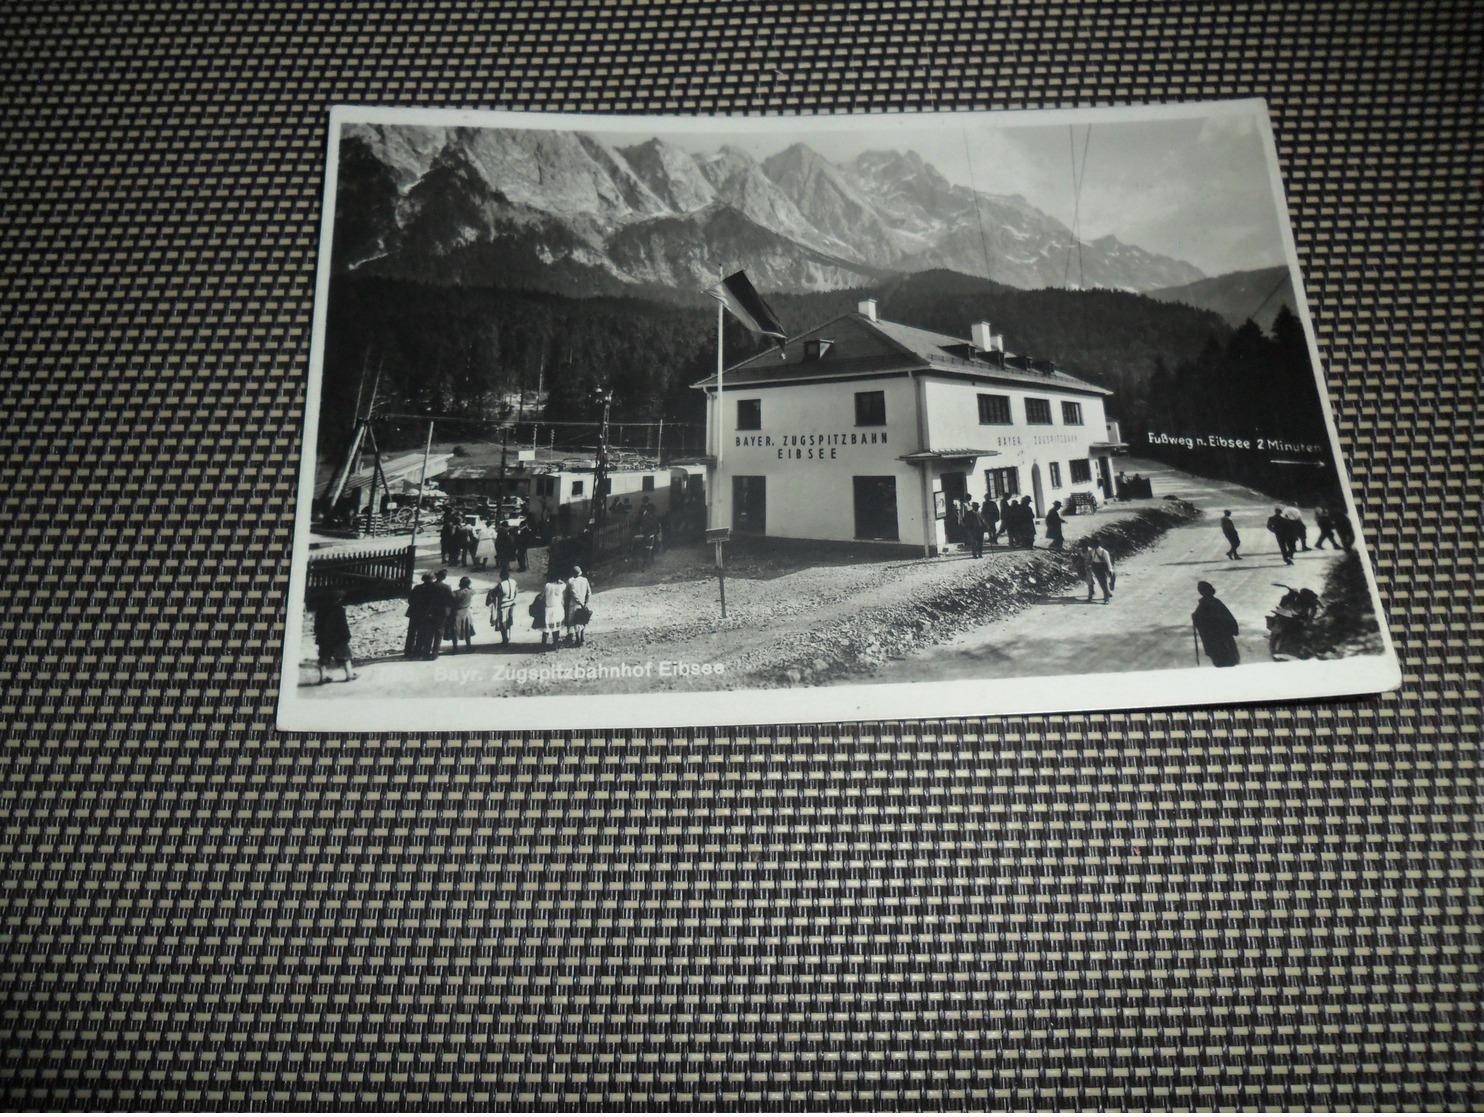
xmin=318 ymin=271 xmax=1338 ymax=505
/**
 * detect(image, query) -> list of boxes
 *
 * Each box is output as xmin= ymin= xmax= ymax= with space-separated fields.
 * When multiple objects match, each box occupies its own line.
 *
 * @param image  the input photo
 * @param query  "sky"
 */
xmin=593 ymin=107 xmax=1290 ymax=278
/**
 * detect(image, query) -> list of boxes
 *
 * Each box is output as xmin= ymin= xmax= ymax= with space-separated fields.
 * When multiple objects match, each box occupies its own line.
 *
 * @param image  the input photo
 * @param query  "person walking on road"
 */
xmin=1221 ymin=509 xmax=1242 ymax=560
xmin=449 ymin=576 xmax=476 ymax=653
xmin=564 ymin=566 xmax=593 ymax=646
xmin=439 ymin=515 xmax=457 ymax=566
xmin=983 ymin=497 xmax=1001 ymax=546
xmin=487 ymin=565 xmax=518 ymax=646
xmin=1267 ymin=507 xmax=1296 ymax=565
xmin=1191 ymin=580 xmax=1241 ymax=667
xmin=1333 ymin=506 xmax=1356 ymax=552
xmin=540 ymin=569 xmax=566 ymax=649
xmin=515 ymin=523 xmax=532 ymax=572
xmin=963 ymin=502 xmax=985 ymax=558
xmin=1018 ymin=496 xmax=1037 ymax=548
xmin=1313 ymin=506 xmax=1339 ymax=550
xmin=405 ymin=572 xmax=437 ymax=659
xmin=1044 ymin=500 xmax=1065 ymax=552
xmin=430 ymin=570 xmax=456 ymax=658
xmin=313 ymin=591 xmax=357 ymax=684
xmin=1283 ymin=505 xmax=1310 ymax=552
xmin=1080 ymin=542 xmax=1114 ymax=603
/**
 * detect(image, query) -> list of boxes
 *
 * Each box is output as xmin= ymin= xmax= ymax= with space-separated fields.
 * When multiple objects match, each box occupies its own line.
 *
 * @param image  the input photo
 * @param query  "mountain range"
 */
xmin=333 ymin=124 xmax=1210 ymax=297
xmin=1145 ymin=265 xmax=1297 ymax=331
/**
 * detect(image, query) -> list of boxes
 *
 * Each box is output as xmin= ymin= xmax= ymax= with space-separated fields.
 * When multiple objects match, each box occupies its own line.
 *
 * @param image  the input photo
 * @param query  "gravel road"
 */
xmin=295 ymin=466 xmax=1203 ymax=700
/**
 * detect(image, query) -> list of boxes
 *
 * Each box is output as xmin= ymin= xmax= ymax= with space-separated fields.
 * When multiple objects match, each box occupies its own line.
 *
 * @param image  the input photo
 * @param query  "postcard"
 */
xmin=278 ymin=99 xmax=1401 ymax=731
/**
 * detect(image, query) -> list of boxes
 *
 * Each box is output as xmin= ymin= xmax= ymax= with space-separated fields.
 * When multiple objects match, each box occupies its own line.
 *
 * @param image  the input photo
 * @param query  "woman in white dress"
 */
xmin=540 ymin=570 xmax=566 ymax=649
xmin=473 ymin=520 xmax=496 ymax=568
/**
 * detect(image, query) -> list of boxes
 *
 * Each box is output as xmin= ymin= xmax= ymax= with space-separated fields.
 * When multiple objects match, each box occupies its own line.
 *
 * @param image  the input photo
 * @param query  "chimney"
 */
xmin=858 ymin=298 xmax=878 ymax=322
xmin=971 ymin=321 xmax=994 ymax=352
xmin=992 ymin=333 xmax=1004 ymax=353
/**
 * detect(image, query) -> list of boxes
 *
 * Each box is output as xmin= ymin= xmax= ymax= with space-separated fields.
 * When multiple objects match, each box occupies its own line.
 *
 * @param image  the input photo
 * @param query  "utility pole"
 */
xmin=593 ymin=389 xmax=613 ymax=533
xmin=497 ymin=422 xmax=509 ymax=513
xmin=408 ymin=420 xmax=434 ymax=592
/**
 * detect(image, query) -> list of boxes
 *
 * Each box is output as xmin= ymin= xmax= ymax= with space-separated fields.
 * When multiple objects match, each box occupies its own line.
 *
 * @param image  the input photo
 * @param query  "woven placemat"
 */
xmin=1 ymin=2 xmax=1479 ymax=1110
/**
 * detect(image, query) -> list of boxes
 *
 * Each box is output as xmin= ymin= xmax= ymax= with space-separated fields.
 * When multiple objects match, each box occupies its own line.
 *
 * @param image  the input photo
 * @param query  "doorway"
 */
xmin=732 ymin=475 xmax=766 ymax=535
xmin=1031 ymin=462 xmax=1044 ymax=518
xmin=853 ymin=476 xmax=900 ymax=541
xmin=940 ymin=470 xmax=967 ymax=543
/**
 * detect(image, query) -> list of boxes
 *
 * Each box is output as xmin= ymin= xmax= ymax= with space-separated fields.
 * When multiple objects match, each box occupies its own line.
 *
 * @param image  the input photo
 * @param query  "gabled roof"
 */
xmin=692 ymin=311 xmax=1111 ymax=397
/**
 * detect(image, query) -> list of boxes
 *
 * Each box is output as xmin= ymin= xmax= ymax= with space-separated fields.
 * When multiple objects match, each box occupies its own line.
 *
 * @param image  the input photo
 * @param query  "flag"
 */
xmin=707 ymin=271 xmax=786 ymax=338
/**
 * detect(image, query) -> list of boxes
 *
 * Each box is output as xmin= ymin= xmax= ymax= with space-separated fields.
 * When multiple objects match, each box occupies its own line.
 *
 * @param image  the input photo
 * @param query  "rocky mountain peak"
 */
xmin=619 ymin=137 xmax=716 ymax=213
xmin=336 ymin=123 xmax=1208 ymax=295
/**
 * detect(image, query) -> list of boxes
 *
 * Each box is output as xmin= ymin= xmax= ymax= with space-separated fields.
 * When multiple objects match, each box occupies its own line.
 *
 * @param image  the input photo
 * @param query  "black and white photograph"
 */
xmin=279 ymin=101 xmax=1400 ymax=730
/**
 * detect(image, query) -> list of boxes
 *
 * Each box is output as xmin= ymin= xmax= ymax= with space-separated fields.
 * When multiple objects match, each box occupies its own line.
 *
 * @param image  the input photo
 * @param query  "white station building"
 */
xmin=695 ymin=300 xmax=1125 ymax=554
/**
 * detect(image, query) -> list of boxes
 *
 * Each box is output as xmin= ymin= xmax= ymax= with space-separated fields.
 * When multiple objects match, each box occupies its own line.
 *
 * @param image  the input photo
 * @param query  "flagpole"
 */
xmin=715 ymin=298 xmax=725 ymax=479
xmin=714 ymin=298 xmax=726 ymax=618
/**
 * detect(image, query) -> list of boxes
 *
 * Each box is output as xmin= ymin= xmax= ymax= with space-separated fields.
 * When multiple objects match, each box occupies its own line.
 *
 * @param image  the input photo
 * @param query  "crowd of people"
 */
xmin=310 ymin=483 xmax=1358 ymax=684
xmin=396 ymin=563 xmax=597 ymax=658
xmin=1213 ymin=503 xmax=1354 ymax=565
xmin=954 ymin=493 xmax=1047 ymax=555
xmin=440 ymin=509 xmax=535 ymax=573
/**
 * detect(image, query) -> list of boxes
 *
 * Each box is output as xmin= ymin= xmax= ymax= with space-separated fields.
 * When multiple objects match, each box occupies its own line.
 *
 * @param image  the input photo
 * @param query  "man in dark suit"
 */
xmin=405 ymin=573 xmax=437 ymax=659
xmin=963 ymin=502 xmax=985 ymax=558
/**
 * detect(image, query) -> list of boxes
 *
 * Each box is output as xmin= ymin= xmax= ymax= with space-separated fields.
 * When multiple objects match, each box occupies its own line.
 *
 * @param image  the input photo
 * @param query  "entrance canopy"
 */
xmin=898 ymin=448 xmax=1000 ymax=463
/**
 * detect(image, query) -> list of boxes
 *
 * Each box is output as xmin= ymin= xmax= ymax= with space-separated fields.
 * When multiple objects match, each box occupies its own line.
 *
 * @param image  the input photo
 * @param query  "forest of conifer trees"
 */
xmin=319 ymin=270 xmax=1337 ymax=505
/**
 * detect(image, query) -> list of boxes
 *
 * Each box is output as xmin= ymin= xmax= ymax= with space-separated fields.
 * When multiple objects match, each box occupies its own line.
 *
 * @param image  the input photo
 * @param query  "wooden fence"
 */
xmin=306 ymin=545 xmax=415 ymax=605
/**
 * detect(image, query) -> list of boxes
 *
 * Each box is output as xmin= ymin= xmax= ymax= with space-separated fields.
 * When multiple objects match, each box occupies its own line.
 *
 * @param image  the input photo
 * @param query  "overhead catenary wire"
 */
xmin=1063 ymin=124 xmax=1092 ymax=289
xmin=961 ymin=126 xmax=994 ymax=282
xmin=1243 ymin=270 xmax=1293 ymax=328
xmin=379 ymin=412 xmax=682 ymax=428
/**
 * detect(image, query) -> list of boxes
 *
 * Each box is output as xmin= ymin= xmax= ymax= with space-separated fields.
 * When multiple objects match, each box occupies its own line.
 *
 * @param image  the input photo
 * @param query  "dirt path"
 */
xmin=294 ymin=470 xmax=1200 ymax=700
xmin=853 ymin=465 xmax=1344 ymax=684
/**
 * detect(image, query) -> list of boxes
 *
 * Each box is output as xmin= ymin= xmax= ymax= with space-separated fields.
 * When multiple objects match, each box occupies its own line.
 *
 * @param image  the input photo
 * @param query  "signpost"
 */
xmin=706 ymin=526 xmax=731 ymax=618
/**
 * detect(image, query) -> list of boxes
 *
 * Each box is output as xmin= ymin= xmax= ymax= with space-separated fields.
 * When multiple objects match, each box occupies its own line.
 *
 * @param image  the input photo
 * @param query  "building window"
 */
xmin=737 ymin=398 xmax=761 ymax=430
xmin=1070 ymin=459 xmax=1092 ymax=484
xmin=984 ymin=466 xmax=1020 ymax=500
xmin=536 ymin=477 xmax=555 ymax=497
xmin=642 ymin=475 xmax=655 ymax=492
xmin=1049 ymin=462 xmax=1062 ymax=488
xmin=570 ymin=480 xmax=584 ymax=496
xmin=1062 ymin=400 xmax=1083 ymax=425
xmin=855 ymin=390 xmax=886 ymax=427
xmin=1025 ymin=397 xmax=1053 ymax=425
xmin=803 ymin=339 xmax=834 ymax=361
xmin=977 ymin=393 xmax=1012 ymax=425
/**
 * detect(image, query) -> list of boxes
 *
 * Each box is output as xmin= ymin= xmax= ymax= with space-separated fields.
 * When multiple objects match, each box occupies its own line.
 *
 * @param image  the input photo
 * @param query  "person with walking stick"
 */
xmin=1191 ymin=580 xmax=1240 ymax=667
